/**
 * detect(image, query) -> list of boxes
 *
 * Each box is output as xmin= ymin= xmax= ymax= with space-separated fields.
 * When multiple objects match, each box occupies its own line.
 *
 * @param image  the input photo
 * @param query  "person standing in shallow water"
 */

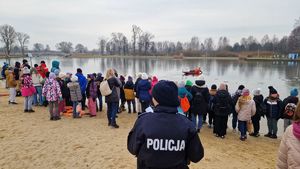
xmin=127 ymin=80 xmax=204 ymax=169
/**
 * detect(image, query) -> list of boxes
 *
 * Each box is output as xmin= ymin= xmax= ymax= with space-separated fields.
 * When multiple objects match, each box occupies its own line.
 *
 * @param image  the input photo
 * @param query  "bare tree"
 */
xmin=0 ymin=24 xmax=16 ymax=57
xmin=288 ymin=26 xmax=300 ymax=52
xmin=33 ymin=43 xmax=44 ymax=52
xmin=139 ymin=32 xmax=154 ymax=54
xmin=204 ymin=38 xmax=214 ymax=52
xmin=16 ymin=32 xmax=30 ymax=57
xmin=294 ymin=17 xmax=300 ymax=28
xmin=45 ymin=44 xmax=51 ymax=52
xmin=190 ymin=36 xmax=199 ymax=51
xmin=218 ymin=36 xmax=230 ymax=50
xmin=75 ymin=43 xmax=87 ymax=53
xmin=132 ymin=25 xmax=142 ymax=55
xmin=98 ymin=37 xmax=107 ymax=55
xmin=56 ymin=41 xmax=73 ymax=53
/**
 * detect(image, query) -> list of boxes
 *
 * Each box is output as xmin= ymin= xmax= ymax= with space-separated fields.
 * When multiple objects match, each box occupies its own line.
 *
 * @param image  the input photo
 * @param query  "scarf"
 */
xmin=293 ymin=121 xmax=300 ymax=140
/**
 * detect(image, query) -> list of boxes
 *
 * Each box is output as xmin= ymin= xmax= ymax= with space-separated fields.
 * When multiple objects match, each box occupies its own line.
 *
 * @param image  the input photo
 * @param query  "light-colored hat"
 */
xmin=71 ymin=76 xmax=78 ymax=82
xmin=141 ymin=73 xmax=148 ymax=80
xmin=58 ymin=73 xmax=66 ymax=79
xmin=253 ymin=88 xmax=261 ymax=96
xmin=23 ymin=67 xmax=30 ymax=74
xmin=49 ymin=72 xmax=56 ymax=79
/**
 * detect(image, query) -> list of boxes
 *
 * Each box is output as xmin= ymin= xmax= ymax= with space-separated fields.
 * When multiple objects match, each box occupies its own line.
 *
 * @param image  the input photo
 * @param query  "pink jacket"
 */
xmin=42 ymin=78 xmax=62 ymax=102
xmin=149 ymin=76 xmax=158 ymax=95
xmin=21 ymin=75 xmax=35 ymax=97
xmin=235 ymin=96 xmax=256 ymax=121
xmin=276 ymin=122 xmax=300 ymax=169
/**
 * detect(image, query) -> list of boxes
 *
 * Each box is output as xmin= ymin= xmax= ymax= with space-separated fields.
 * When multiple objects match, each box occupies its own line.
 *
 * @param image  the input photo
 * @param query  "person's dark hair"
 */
xmin=211 ymin=84 xmax=217 ymax=90
xmin=77 ymin=68 xmax=82 ymax=73
xmin=45 ymin=72 xmax=50 ymax=78
xmin=22 ymin=59 xmax=28 ymax=64
xmin=40 ymin=61 xmax=45 ymax=64
xmin=34 ymin=64 xmax=38 ymax=67
xmin=238 ymin=85 xmax=245 ymax=90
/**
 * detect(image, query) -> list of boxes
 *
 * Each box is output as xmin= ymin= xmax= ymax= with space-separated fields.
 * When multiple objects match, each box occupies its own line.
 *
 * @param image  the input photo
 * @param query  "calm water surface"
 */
xmin=2 ymin=56 xmax=300 ymax=135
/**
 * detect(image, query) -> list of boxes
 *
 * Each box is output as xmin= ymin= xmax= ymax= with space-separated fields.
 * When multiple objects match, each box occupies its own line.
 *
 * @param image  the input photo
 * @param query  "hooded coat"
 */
xmin=137 ymin=79 xmax=152 ymax=102
xmin=51 ymin=61 xmax=60 ymax=73
xmin=276 ymin=123 xmax=300 ymax=169
xmin=75 ymin=73 xmax=87 ymax=94
xmin=235 ymin=96 xmax=256 ymax=121
xmin=190 ymin=80 xmax=210 ymax=115
xmin=213 ymin=90 xmax=233 ymax=116
xmin=42 ymin=77 xmax=62 ymax=102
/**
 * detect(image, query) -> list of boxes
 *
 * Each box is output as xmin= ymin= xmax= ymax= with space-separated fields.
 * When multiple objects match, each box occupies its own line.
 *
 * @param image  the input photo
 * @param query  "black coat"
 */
xmin=253 ymin=95 xmax=264 ymax=120
xmin=127 ymin=106 xmax=204 ymax=169
xmin=190 ymin=81 xmax=210 ymax=116
xmin=213 ymin=90 xmax=233 ymax=117
xmin=105 ymin=77 xmax=121 ymax=103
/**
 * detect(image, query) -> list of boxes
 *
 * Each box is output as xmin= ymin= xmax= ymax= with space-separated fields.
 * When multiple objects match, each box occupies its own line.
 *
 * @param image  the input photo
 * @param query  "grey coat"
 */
xmin=67 ymin=82 xmax=82 ymax=102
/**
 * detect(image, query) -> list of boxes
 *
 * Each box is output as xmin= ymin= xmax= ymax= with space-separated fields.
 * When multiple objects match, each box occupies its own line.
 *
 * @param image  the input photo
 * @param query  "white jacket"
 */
xmin=31 ymin=73 xmax=42 ymax=87
xmin=276 ymin=125 xmax=300 ymax=169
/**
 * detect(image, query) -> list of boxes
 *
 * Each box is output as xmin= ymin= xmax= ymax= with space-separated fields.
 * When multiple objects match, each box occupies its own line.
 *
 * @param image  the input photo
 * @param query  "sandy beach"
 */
xmin=0 ymin=86 xmax=280 ymax=169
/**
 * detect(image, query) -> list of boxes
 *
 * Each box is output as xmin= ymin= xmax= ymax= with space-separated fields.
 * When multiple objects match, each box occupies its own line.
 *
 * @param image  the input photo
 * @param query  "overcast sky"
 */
xmin=0 ymin=0 xmax=299 ymax=49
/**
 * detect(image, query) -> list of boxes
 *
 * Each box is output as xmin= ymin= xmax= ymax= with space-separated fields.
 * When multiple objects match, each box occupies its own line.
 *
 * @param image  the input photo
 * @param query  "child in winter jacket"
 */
xmin=235 ymin=88 xmax=256 ymax=141
xmin=281 ymin=88 xmax=299 ymax=131
xmin=263 ymin=86 xmax=283 ymax=139
xmin=276 ymin=103 xmax=300 ymax=169
xmin=42 ymin=72 xmax=62 ymax=120
xmin=124 ymin=76 xmax=136 ymax=113
xmin=86 ymin=74 xmax=98 ymax=117
xmin=57 ymin=73 xmax=68 ymax=114
xmin=21 ymin=67 xmax=36 ymax=112
xmin=208 ymin=84 xmax=217 ymax=128
xmin=68 ymin=76 xmax=83 ymax=118
xmin=250 ymin=88 xmax=265 ymax=137
xmin=31 ymin=64 xmax=43 ymax=106
xmin=7 ymin=67 xmax=17 ymax=104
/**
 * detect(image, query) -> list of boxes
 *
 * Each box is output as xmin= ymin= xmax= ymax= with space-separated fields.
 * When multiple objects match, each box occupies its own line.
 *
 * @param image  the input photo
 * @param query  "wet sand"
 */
xmin=0 ymin=87 xmax=280 ymax=169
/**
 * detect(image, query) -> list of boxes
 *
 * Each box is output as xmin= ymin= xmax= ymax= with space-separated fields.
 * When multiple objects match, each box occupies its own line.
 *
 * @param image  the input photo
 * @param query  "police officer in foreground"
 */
xmin=127 ymin=80 xmax=204 ymax=169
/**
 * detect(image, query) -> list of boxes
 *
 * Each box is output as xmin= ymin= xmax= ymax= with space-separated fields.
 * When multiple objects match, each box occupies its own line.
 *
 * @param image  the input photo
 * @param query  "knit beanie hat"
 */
xmin=71 ymin=76 xmax=78 ymax=82
xmin=253 ymin=88 xmax=261 ymax=96
xmin=141 ymin=73 xmax=148 ymax=80
xmin=268 ymin=86 xmax=278 ymax=95
xmin=242 ymin=88 xmax=250 ymax=96
xmin=49 ymin=72 xmax=56 ymax=79
xmin=211 ymin=84 xmax=217 ymax=90
xmin=238 ymin=85 xmax=245 ymax=90
xmin=23 ymin=67 xmax=30 ymax=74
xmin=290 ymin=88 xmax=298 ymax=97
xmin=152 ymin=80 xmax=180 ymax=107
xmin=185 ymin=80 xmax=193 ymax=86
xmin=128 ymin=76 xmax=133 ymax=81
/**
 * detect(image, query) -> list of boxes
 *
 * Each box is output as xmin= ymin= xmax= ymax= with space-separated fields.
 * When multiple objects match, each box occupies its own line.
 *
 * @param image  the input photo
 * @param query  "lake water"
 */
xmin=2 ymin=56 xmax=300 ymax=135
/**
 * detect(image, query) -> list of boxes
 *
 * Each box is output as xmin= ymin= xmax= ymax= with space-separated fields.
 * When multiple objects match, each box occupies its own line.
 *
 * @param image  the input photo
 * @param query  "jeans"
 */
xmin=127 ymin=100 xmax=136 ymax=113
xmin=191 ymin=114 xmax=203 ymax=130
xmin=267 ymin=117 xmax=278 ymax=135
xmin=73 ymin=101 xmax=79 ymax=117
xmin=24 ymin=96 xmax=33 ymax=110
xmin=238 ymin=120 xmax=247 ymax=137
xmin=232 ymin=111 xmax=238 ymax=129
xmin=97 ymin=96 xmax=103 ymax=111
xmin=107 ymin=102 xmax=118 ymax=124
xmin=33 ymin=86 xmax=43 ymax=105
xmin=9 ymin=88 xmax=16 ymax=102
xmin=284 ymin=119 xmax=293 ymax=131
xmin=140 ymin=100 xmax=150 ymax=113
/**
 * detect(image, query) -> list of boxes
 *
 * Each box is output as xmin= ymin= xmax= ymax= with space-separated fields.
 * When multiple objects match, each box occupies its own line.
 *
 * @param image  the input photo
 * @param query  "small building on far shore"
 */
xmin=288 ymin=53 xmax=299 ymax=60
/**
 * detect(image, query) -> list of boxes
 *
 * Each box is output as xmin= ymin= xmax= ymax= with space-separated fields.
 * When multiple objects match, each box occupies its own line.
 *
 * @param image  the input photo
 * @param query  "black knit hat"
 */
xmin=211 ymin=84 xmax=217 ymax=90
xmin=238 ymin=85 xmax=245 ymax=90
xmin=152 ymin=80 xmax=180 ymax=107
xmin=268 ymin=86 xmax=278 ymax=95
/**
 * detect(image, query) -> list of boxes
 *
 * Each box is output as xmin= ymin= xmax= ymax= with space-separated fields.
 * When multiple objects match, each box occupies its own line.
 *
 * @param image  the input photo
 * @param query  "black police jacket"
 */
xmin=127 ymin=105 xmax=204 ymax=169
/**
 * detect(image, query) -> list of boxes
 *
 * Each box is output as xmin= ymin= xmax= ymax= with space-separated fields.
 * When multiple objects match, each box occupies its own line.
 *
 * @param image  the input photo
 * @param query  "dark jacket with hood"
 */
xmin=134 ymin=77 xmax=142 ymax=98
xmin=281 ymin=96 xmax=299 ymax=119
xmin=137 ymin=79 xmax=152 ymax=102
xmin=14 ymin=62 xmax=21 ymax=80
xmin=127 ymin=106 xmax=204 ymax=169
xmin=263 ymin=96 xmax=283 ymax=119
xmin=190 ymin=80 xmax=210 ymax=115
xmin=213 ymin=90 xmax=233 ymax=116
xmin=252 ymin=95 xmax=265 ymax=120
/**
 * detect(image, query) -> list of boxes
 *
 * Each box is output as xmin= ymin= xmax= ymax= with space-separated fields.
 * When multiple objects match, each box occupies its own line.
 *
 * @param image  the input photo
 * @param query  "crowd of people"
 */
xmin=2 ymin=59 xmax=300 ymax=168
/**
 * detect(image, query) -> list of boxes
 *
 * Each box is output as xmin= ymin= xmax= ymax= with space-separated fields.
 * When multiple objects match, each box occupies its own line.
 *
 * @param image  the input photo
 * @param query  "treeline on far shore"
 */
xmin=0 ymin=20 xmax=300 ymax=59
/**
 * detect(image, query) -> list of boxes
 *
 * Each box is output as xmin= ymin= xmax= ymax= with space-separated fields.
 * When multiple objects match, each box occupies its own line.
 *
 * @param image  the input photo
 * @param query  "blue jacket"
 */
xmin=75 ymin=73 xmax=87 ymax=94
xmin=127 ymin=106 xmax=204 ymax=169
xmin=178 ymin=87 xmax=193 ymax=101
xmin=137 ymin=79 xmax=151 ymax=102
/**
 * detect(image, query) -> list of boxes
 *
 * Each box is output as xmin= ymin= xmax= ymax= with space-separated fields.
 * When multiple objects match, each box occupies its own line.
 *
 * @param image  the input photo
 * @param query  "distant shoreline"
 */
xmin=1 ymin=54 xmax=300 ymax=62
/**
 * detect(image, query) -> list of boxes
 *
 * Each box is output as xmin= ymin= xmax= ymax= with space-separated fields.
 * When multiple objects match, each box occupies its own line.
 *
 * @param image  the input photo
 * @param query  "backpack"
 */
xmin=179 ymin=95 xmax=190 ymax=113
xmin=99 ymin=80 xmax=112 ymax=96
xmin=217 ymin=95 xmax=229 ymax=112
xmin=284 ymin=103 xmax=297 ymax=118
xmin=193 ymin=91 xmax=205 ymax=105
